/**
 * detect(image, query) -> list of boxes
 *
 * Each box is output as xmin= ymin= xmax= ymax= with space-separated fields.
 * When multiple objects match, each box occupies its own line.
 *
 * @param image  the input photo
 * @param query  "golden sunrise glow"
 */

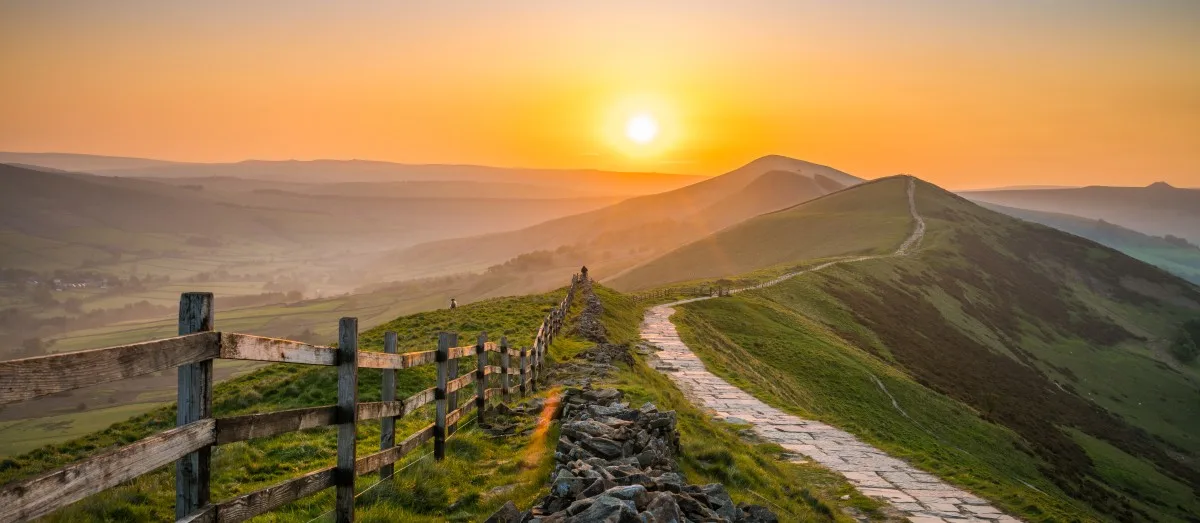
xmin=626 ymin=114 xmax=659 ymax=144
xmin=0 ymin=3 xmax=1197 ymax=187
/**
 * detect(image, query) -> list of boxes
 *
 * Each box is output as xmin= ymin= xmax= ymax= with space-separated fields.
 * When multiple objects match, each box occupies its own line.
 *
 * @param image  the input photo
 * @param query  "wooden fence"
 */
xmin=0 ymin=274 xmax=582 ymax=523
xmin=633 ymin=285 xmax=727 ymax=303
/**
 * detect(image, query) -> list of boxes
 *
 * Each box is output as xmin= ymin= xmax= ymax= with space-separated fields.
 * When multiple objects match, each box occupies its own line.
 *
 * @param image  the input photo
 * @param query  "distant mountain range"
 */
xmin=963 ymin=182 xmax=1200 ymax=243
xmin=0 ymin=152 xmax=704 ymax=198
xmin=980 ymin=202 xmax=1200 ymax=284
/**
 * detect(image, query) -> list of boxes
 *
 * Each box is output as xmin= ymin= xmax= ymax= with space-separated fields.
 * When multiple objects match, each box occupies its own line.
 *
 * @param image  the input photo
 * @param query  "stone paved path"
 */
xmin=639 ymin=178 xmax=1020 ymax=522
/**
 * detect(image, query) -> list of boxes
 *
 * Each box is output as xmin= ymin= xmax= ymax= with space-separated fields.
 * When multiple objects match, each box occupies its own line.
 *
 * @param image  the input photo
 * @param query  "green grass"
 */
xmin=0 ymin=281 xmax=894 ymax=522
xmin=0 ymin=403 xmax=167 ymax=457
xmin=641 ymin=178 xmax=1200 ymax=522
xmin=1065 ymin=428 xmax=1200 ymax=518
xmin=590 ymin=285 xmax=886 ymax=522
xmin=1 ymin=288 xmax=573 ymax=521
xmin=672 ymin=290 xmax=1090 ymax=522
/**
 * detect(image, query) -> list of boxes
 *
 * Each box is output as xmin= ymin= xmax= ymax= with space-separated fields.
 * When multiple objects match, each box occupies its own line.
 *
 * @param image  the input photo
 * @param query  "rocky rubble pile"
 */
xmin=488 ymin=387 xmax=778 ymax=523
xmin=572 ymin=282 xmax=607 ymax=343
xmin=552 ymin=281 xmax=632 ymax=388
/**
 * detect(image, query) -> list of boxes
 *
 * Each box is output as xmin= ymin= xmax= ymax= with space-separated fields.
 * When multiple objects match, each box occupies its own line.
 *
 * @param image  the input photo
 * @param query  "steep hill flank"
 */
xmin=980 ymin=202 xmax=1200 ymax=284
xmin=668 ymin=179 xmax=1200 ymax=521
xmin=609 ymin=176 xmax=912 ymax=290
xmin=378 ymin=156 xmax=863 ymax=279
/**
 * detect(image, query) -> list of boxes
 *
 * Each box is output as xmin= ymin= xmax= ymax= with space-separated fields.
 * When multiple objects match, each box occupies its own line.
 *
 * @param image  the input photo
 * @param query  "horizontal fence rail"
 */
xmin=632 ymin=284 xmax=729 ymax=303
xmin=0 ymin=274 xmax=583 ymax=523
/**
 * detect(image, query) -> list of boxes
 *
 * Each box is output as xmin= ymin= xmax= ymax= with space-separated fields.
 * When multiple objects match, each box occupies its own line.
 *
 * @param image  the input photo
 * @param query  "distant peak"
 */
xmin=747 ymin=154 xmax=808 ymax=167
xmin=1147 ymin=181 xmax=1174 ymax=189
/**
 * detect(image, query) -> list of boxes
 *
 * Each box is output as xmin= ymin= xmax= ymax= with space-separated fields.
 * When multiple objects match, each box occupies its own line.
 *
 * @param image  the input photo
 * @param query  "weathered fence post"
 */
xmin=335 ymin=317 xmax=359 ymax=523
xmin=379 ymin=331 xmax=397 ymax=482
xmin=519 ymin=347 xmax=528 ymax=397
xmin=447 ymin=332 xmax=460 ymax=437
xmin=500 ymin=336 xmax=510 ymax=403
xmin=176 ymin=293 xmax=214 ymax=520
xmin=435 ymin=332 xmax=451 ymax=460
xmin=531 ymin=339 xmax=540 ymax=393
xmin=475 ymin=332 xmax=487 ymax=423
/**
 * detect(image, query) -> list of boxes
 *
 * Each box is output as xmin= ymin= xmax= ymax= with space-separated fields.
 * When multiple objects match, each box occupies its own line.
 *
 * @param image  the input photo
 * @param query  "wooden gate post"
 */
xmin=176 ymin=292 xmax=214 ymax=520
xmin=335 ymin=317 xmax=359 ymax=523
xmin=475 ymin=332 xmax=487 ymax=423
xmin=435 ymin=332 xmax=452 ymax=460
xmin=379 ymin=331 xmax=397 ymax=481
xmin=499 ymin=336 xmax=510 ymax=404
xmin=519 ymin=347 xmax=528 ymax=397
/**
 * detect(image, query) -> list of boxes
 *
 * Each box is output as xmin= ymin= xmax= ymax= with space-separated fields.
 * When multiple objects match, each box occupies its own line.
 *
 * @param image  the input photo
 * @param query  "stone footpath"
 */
xmin=641 ymin=304 xmax=1019 ymax=523
xmin=487 ymin=387 xmax=779 ymax=523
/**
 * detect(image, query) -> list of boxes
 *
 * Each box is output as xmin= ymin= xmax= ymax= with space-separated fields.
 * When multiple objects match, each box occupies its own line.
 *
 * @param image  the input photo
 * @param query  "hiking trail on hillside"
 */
xmin=640 ymin=177 xmax=1019 ymax=522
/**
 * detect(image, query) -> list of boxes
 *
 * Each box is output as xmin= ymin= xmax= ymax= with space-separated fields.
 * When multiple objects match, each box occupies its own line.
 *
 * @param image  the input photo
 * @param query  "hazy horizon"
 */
xmin=2 ymin=1 xmax=1198 ymax=189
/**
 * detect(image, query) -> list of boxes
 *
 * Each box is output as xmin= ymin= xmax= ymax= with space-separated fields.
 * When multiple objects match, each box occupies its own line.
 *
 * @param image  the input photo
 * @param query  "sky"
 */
xmin=1 ymin=1 xmax=1197 ymax=189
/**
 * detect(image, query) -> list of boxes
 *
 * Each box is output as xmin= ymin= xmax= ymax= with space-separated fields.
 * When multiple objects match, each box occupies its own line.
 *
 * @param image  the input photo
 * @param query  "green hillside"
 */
xmin=0 ymin=284 xmax=879 ymax=522
xmin=609 ymin=177 xmax=913 ymax=291
xmin=0 ymin=257 xmax=589 ymax=456
xmin=664 ymin=179 xmax=1200 ymax=522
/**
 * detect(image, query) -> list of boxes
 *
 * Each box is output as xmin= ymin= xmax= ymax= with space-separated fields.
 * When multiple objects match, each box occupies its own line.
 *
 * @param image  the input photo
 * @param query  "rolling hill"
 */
xmin=608 ymin=177 xmax=913 ymax=290
xmin=624 ymin=177 xmax=1200 ymax=521
xmin=376 ymin=155 xmax=864 ymax=279
xmin=963 ymin=182 xmax=1200 ymax=243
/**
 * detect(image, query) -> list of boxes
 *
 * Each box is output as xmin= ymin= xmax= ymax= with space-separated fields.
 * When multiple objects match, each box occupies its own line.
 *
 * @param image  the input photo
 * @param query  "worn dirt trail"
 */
xmin=640 ymin=178 xmax=1019 ymax=522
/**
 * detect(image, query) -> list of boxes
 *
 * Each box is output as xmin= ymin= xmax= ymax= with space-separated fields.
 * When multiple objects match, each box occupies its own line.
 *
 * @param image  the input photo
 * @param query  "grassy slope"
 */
xmin=0 ymin=264 xmax=588 ymax=456
xmin=0 ymin=290 xmax=574 ymax=521
xmin=608 ymin=177 xmax=912 ymax=291
xmin=667 ymin=180 xmax=1200 ymax=522
xmin=1 ymin=282 xmax=887 ymax=522
xmin=591 ymin=285 xmax=887 ymax=522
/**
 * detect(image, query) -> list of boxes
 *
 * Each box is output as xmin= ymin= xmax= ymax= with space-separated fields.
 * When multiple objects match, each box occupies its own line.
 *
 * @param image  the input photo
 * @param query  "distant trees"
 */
xmin=1169 ymin=319 xmax=1200 ymax=363
xmin=30 ymin=286 xmax=57 ymax=307
xmin=1162 ymin=234 xmax=1199 ymax=250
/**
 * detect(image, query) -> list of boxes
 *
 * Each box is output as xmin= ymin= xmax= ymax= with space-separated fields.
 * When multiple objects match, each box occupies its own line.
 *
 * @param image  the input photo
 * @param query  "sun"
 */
xmin=625 ymin=114 xmax=659 ymax=144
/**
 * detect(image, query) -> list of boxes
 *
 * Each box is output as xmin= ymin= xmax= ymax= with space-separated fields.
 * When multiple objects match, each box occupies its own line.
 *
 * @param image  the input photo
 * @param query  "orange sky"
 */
xmin=1 ymin=1 xmax=1197 ymax=189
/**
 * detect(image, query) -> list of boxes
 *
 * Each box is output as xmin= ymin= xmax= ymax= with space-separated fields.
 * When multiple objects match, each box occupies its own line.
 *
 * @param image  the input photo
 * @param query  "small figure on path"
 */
xmin=580 ymin=265 xmax=589 ymax=280
xmin=449 ymin=298 xmax=457 ymax=309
